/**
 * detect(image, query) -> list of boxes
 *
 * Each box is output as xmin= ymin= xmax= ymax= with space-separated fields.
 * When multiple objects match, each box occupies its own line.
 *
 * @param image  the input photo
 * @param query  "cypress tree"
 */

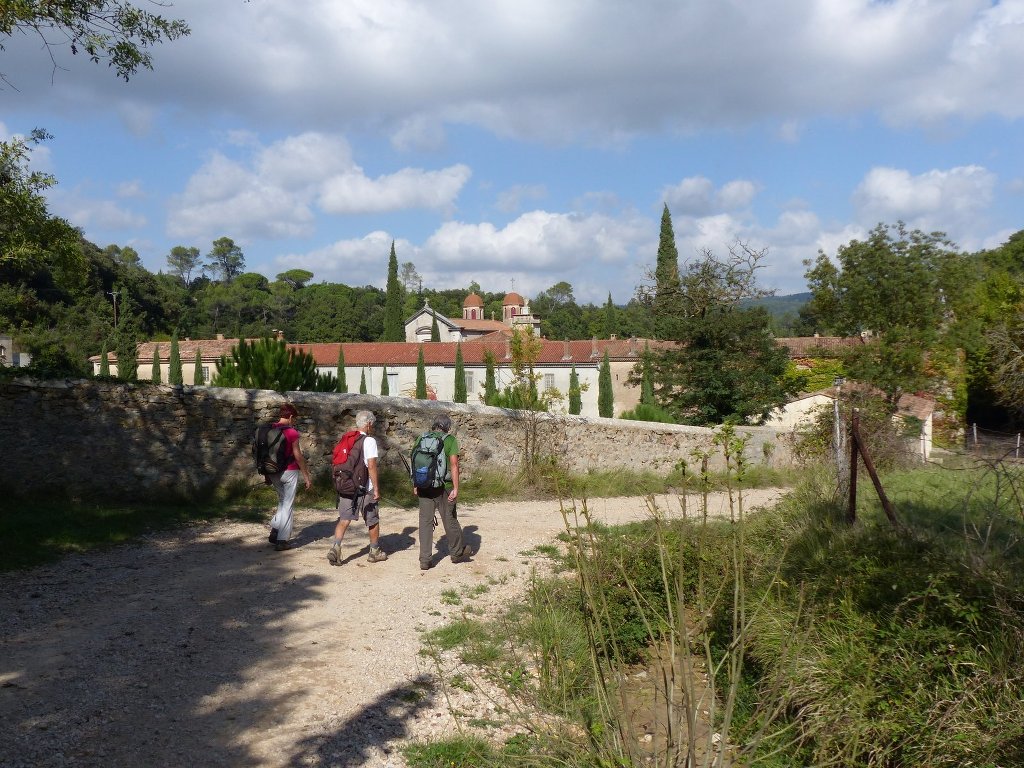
xmin=380 ymin=366 xmax=389 ymax=396
xmin=359 ymin=368 xmax=367 ymax=394
xmin=598 ymin=351 xmax=613 ymax=418
xmin=640 ymin=344 xmax=655 ymax=405
xmin=193 ymin=348 xmax=204 ymax=384
xmin=336 ymin=346 xmax=347 ymax=392
xmin=169 ymin=333 xmax=183 ymax=385
xmin=454 ymin=343 xmax=467 ymax=403
xmin=602 ymin=293 xmax=617 ymax=339
xmin=430 ymin=313 xmax=440 ymax=342
xmin=416 ymin=345 xmax=427 ymax=399
xmin=99 ymin=344 xmax=110 ymax=377
xmin=654 ymin=203 xmax=681 ymax=339
xmin=151 ymin=345 xmax=162 ymax=383
xmin=568 ymin=366 xmax=582 ymax=415
xmin=483 ymin=350 xmax=497 ymax=405
xmin=382 ymin=241 xmax=404 ymax=341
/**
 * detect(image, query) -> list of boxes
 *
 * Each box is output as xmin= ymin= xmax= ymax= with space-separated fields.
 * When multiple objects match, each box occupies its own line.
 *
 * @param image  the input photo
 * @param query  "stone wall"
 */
xmin=1 ymin=378 xmax=795 ymax=501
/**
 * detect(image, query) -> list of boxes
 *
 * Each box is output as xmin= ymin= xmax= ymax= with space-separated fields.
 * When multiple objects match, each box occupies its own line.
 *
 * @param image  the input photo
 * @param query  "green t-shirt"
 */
xmin=442 ymin=433 xmax=458 ymax=487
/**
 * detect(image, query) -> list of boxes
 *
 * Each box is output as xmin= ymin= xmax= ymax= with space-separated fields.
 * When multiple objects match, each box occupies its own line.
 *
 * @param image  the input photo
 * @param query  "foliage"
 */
xmin=193 ymin=348 xmax=203 ymax=384
xmin=166 ymin=246 xmax=200 ymax=288
xmin=453 ymin=343 xmax=467 ymax=403
xmin=985 ymin=311 xmax=1024 ymax=416
xmin=150 ymin=344 xmax=160 ymax=383
xmin=211 ymin=337 xmax=320 ymax=393
xmin=482 ymin=350 xmax=497 ymax=404
xmin=0 ymin=0 xmax=190 ymax=83
xmin=597 ymin=351 xmax=612 ymax=417
xmin=415 ymin=345 xmax=427 ymax=398
xmin=567 ymin=366 xmax=581 ymax=415
xmin=336 ymin=346 xmax=347 ymax=393
xmin=430 ymin=313 xmax=440 ymax=342
xmin=98 ymin=343 xmax=109 ymax=376
xmin=205 ymin=236 xmax=245 ymax=283
xmin=168 ymin=332 xmax=182 ymax=385
xmin=618 ymin=402 xmax=676 ymax=423
xmin=382 ymin=241 xmax=404 ymax=341
xmin=380 ymin=365 xmax=389 ymax=396
xmin=652 ymin=203 xmax=681 ymax=339
xmin=359 ymin=368 xmax=366 ymax=394
xmin=601 ymin=292 xmax=616 ymax=339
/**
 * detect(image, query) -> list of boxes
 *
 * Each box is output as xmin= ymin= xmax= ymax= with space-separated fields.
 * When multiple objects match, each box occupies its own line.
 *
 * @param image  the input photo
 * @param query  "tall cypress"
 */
xmin=193 ymin=348 xmax=204 ymax=384
xmin=602 ymin=293 xmax=617 ymax=339
xmin=169 ymin=333 xmax=183 ymax=385
xmin=654 ymin=204 xmax=681 ymax=339
xmin=483 ymin=350 xmax=497 ymax=405
xmin=380 ymin=366 xmax=389 ymax=396
xmin=99 ymin=344 xmax=110 ymax=377
xmin=430 ymin=313 xmax=440 ymax=342
xmin=359 ymin=368 xmax=367 ymax=394
xmin=598 ymin=351 xmax=613 ymax=418
xmin=453 ymin=343 xmax=467 ymax=403
xmin=568 ymin=366 xmax=582 ymax=415
xmin=382 ymin=241 xmax=404 ymax=341
xmin=151 ymin=345 xmax=162 ymax=383
xmin=416 ymin=345 xmax=427 ymax=399
xmin=336 ymin=346 xmax=347 ymax=393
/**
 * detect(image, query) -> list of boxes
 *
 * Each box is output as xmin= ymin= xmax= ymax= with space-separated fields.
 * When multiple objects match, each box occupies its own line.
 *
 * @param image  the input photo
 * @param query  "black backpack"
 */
xmin=253 ymin=422 xmax=289 ymax=476
xmin=332 ymin=430 xmax=368 ymax=499
xmin=410 ymin=431 xmax=448 ymax=491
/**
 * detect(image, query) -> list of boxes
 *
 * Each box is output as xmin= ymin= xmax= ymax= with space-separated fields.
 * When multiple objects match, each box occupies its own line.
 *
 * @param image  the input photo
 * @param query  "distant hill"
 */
xmin=742 ymin=292 xmax=812 ymax=335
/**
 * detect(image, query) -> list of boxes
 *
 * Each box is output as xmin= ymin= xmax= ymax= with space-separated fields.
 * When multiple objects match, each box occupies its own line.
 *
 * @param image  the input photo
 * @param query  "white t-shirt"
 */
xmin=361 ymin=433 xmax=379 ymax=492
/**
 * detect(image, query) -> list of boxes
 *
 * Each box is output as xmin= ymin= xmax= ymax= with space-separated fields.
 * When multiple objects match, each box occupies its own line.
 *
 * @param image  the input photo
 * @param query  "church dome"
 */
xmin=502 ymin=291 xmax=525 ymax=306
xmin=463 ymin=292 xmax=484 ymax=308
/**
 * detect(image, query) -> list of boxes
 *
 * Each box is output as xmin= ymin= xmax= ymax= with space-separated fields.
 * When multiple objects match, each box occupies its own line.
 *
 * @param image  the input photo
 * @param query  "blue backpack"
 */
xmin=410 ymin=431 xmax=449 ymax=490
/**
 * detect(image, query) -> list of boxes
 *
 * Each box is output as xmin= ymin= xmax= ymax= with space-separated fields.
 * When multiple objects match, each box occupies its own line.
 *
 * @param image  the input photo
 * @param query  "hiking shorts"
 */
xmin=337 ymin=495 xmax=380 ymax=528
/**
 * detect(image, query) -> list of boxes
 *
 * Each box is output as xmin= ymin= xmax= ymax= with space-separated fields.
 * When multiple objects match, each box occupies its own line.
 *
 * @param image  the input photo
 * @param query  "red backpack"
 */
xmin=332 ymin=430 xmax=368 ymax=499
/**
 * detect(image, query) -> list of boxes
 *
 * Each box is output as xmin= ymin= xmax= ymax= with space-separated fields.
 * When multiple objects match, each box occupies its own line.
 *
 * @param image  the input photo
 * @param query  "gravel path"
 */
xmin=0 ymin=489 xmax=786 ymax=768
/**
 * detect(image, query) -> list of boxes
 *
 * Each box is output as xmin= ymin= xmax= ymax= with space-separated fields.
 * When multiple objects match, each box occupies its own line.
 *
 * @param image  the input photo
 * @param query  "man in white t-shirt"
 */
xmin=327 ymin=410 xmax=388 ymax=565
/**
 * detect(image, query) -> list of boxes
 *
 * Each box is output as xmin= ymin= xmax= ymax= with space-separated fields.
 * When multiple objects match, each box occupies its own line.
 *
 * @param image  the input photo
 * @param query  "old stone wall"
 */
xmin=1 ymin=378 xmax=795 ymax=501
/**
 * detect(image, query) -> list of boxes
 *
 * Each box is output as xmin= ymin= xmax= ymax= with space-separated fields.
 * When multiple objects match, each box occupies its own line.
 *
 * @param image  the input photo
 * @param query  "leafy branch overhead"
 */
xmin=0 ymin=1 xmax=190 ymax=84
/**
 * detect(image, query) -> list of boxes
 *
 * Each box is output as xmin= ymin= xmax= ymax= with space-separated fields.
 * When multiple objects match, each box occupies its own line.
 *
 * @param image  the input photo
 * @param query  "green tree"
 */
xmin=416 ymin=345 xmax=427 ymax=398
xmin=206 ymin=236 xmax=245 ymax=283
xmin=430 ymin=313 xmax=440 ymax=342
xmin=399 ymin=261 xmax=421 ymax=293
xmin=380 ymin=366 xmax=389 ymax=396
xmin=382 ymin=241 xmax=404 ymax=341
xmin=359 ymin=368 xmax=367 ymax=394
xmin=483 ymin=350 xmax=497 ymax=405
xmin=276 ymin=269 xmax=314 ymax=289
xmin=568 ymin=366 xmax=582 ymax=415
xmin=598 ymin=351 xmax=613 ymax=417
xmin=336 ymin=346 xmax=347 ymax=393
xmin=653 ymin=204 xmax=681 ymax=339
xmin=602 ymin=293 xmax=617 ymax=339
xmin=193 ymin=348 xmax=203 ymax=384
xmin=150 ymin=344 xmax=161 ymax=383
xmin=99 ymin=343 xmax=110 ymax=376
xmin=0 ymin=1 xmax=190 ymax=83
xmin=166 ymin=245 xmax=201 ymax=288
xmin=454 ymin=343 xmax=467 ymax=403
xmin=168 ymin=332 xmax=183 ymax=385
xmin=112 ymin=288 xmax=139 ymax=382
xmin=211 ymin=337 xmax=319 ymax=393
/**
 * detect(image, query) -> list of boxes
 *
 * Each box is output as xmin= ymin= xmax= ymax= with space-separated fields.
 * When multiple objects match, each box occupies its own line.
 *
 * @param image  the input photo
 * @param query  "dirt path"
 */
xmin=0 ymin=489 xmax=786 ymax=768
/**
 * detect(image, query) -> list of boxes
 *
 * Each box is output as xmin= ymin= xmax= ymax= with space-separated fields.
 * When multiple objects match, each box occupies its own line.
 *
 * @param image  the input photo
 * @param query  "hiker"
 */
xmin=327 ymin=410 xmax=388 ymax=565
xmin=267 ymin=403 xmax=313 ymax=551
xmin=412 ymin=414 xmax=471 ymax=570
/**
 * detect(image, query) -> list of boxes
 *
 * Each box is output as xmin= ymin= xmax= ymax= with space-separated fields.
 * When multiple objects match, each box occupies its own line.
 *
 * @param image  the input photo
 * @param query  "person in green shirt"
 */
xmin=413 ymin=414 xmax=471 ymax=570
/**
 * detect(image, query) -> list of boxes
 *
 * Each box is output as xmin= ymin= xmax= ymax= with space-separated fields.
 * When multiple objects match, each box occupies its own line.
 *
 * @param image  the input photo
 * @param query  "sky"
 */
xmin=2 ymin=0 xmax=1023 ymax=305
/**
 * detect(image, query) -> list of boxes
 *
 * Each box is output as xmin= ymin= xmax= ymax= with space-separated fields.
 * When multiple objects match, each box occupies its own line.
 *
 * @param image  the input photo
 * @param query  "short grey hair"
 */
xmin=355 ymin=410 xmax=376 ymax=429
xmin=431 ymin=414 xmax=452 ymax=433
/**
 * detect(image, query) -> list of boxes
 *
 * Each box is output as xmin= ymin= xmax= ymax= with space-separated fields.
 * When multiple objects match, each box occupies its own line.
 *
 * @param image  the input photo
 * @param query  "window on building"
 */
xmin=388 ymin=371 xmax=399 ymax=393
xmin=465 ymin=370 xmax=474 ymax=394
xmin=202 ymin=366 xmax=210 ymax=381
xmin=543 ymin=373 xmax=555 ymax=391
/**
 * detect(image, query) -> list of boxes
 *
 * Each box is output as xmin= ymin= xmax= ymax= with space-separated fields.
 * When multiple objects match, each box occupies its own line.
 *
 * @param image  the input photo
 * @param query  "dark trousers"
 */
xmin=417 ymin=489 xmax=465 ymax=565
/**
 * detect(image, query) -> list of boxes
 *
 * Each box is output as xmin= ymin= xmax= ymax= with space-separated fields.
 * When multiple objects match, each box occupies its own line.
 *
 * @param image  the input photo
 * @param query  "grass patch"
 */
xmin=403 ymin=736 xmax=495 ymax=768
xmin=440 ymin=588 xmax=461 ymax=605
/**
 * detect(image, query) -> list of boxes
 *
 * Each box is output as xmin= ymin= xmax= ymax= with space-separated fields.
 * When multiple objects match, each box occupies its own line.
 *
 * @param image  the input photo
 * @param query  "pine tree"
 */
xmin=654 ymin=204 xmax=681 ymax=339
xmin=99 ymin=344 xmax=110 ymax=377
xmin=193 ymin=348 xmax=204 ymax=384
xmin=336 ymin=346 xmax=347 ymax=393
xmin=359 ymin=368 xmax=367 ymax=394
xmin=598 ymin=351 xmax=613 ymax=418
xmin=430 ymin=313 xmax=440 ymax=342
xmin=151 ymin=345 xmax=161 ymax=383
xmin=416 ymin=345 xmax=427 ymax=399
xmin=568 ymin=366 xmax=582 ymax=415
xmin=483 ymin=350 xmax=497 ymax=405
xmin=382 ymin=241 xmax=404 ymax=341
xmin=168 ymin=333 xmax=183 ymax=385
xmin=602 ymin=293 xmax=617 ymax=339
xmin=454 ymin=343 xmax=467 ymax=403
xmin=380 ymin=366 xmax=389 ymax=396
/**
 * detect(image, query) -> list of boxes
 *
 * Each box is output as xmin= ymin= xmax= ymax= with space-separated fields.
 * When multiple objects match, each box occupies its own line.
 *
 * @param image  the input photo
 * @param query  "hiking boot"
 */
xmin=420 ymin=560 xmax=432 ymax=571
xmin=274 ymin=540 xmax=292 ymax=552
xmin=268 ymin=528 xmax=279 ymax=544
xmin=451 ymin=546 xmax=474 ymax=563
xmin=367 ymin=546 xmax=388 ymax=563
xmin=327 ymin=542 xmax=342 ymax=566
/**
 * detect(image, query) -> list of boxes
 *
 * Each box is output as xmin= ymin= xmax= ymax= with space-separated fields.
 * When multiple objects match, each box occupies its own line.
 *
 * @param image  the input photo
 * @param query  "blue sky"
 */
xmin=3 ymin=0 xmax=1023 ymax=305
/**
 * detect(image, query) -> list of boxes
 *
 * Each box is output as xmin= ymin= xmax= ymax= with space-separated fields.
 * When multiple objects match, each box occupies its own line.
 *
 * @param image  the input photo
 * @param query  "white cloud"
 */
xmin=663 ymin=176 xmax=758 ymax=217
xmin=50 ymin=189 xmax=147 ymax=231
xmin=318 ymin=164 xmax=471 ymax=214
xmin=495 ymin=184 xmax=547 ymax=214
